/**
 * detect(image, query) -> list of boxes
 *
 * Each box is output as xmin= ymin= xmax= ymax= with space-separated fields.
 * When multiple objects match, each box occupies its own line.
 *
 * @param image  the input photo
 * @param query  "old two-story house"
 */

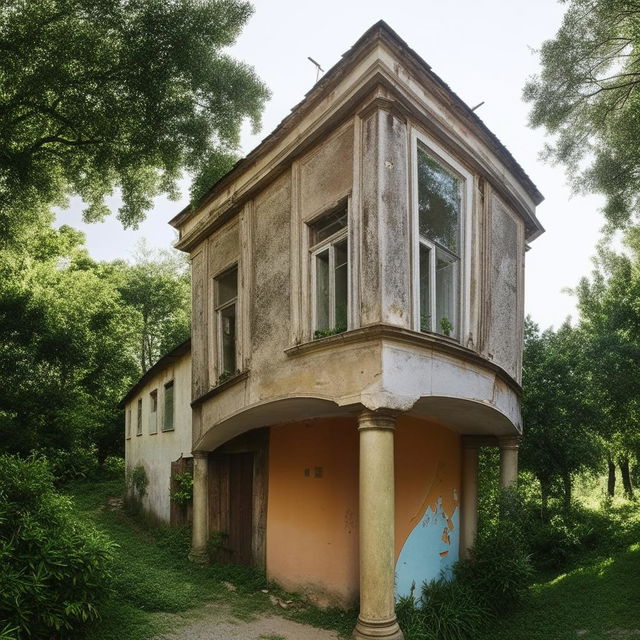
xmin=123 ymin=21 xmax=543 ymax=640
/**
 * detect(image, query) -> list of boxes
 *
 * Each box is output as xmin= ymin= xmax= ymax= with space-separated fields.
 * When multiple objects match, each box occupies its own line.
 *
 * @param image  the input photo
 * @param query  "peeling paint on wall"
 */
xmin=395 ymin=496 xmax=460 ymax=598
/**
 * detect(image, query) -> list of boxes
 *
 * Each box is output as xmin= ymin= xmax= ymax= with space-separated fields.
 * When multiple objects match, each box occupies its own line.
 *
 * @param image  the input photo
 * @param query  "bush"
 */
xmin=0 ymin=455 xmax=114 ymax=639
xmin=103 ymin=455 xmax=125 ymax=478
xmin=39 ymin=444 xmax=100 ymax=484
xmin=456 ymin=489 xmax=533 ymax=613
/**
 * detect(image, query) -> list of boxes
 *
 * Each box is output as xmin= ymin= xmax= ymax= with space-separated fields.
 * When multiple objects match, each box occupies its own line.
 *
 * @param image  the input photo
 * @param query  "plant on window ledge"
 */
xmin=314 ymin=324 xmax=347 ymax=340
xmin=440 ymin=317 xmax=453 ymax=337
xmin=420 ymin=314 xmax=431 ymax=332
xmin=216 ymin=369 xmax=240 ymax=386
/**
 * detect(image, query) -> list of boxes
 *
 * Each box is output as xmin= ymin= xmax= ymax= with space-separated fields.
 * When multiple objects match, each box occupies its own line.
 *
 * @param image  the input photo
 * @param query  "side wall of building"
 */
xmin=124 ymin=352 xmax=192 ymax=522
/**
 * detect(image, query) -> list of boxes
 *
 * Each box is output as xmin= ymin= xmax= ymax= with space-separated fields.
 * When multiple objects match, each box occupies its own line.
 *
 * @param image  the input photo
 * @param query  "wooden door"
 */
xmin=227 ymin=452 xmax=254 ymax=565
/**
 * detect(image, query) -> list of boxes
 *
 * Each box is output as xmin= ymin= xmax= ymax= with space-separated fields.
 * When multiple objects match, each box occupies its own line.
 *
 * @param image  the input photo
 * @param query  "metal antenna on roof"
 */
xmin=307 ymin=56 xmax=324 ymax=83
xmin=470 ymin=101 xmax=485 ymax=112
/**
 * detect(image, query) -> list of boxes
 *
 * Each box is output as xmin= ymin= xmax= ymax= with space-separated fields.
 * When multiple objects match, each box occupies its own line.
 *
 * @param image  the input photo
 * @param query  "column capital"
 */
xmin=357 ymin=409 xmax=399 ymax=431
xmin=498 ymin=435 xmax=521 ymax=450
xmin=192 ymin=450 xmax=208 ymax=460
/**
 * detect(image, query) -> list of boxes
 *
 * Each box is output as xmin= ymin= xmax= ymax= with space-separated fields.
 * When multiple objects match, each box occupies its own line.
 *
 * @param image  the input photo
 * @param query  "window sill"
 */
xmin=191 ymin=370 xmax=250 ymax=407
xmin=161 ymin=428 xmax=175 ymax=433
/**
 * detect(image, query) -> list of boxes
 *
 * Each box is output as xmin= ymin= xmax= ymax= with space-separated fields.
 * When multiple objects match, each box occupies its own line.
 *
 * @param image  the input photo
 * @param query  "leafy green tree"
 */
xmin=113 ymin=243 xmax=191 ymax=372
xmin=521 ymin=317 xmax=602 ymax=512
xmin=524 ymin=0 xmax=640 ymax=228
xmin=0 ymin=0 xmax=269 ymax=239
xmin=574 ymin=236 xmax=640 ymax=497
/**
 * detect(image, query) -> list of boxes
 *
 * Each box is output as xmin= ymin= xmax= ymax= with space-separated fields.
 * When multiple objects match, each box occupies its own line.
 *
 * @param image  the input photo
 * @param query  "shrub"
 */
xmin=39 ymin=444 xmax=100 ymax=484
xmin=127 ymin=463 xmax=149 ymax=498
xmin=0 ymin=455 xmax=114 ymax=639
xmin=103 ymin=455 xmax=125 ymax=478
xmin=455 ymin=488 xmax=533 ymax=613
xmin=170 ymin=471 xmax=193 ymax=505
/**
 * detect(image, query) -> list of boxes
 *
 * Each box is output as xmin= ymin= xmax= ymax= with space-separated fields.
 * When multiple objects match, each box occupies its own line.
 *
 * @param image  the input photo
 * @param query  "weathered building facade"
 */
xmin=125 ymin=22 xmax=543 ymax=640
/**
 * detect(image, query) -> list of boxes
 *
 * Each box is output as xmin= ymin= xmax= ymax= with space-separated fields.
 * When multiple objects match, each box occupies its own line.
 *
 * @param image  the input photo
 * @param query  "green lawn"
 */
xmin=68 ymin=479 xmax=640 ymax=640
xmin=65 ymin=479 xmax=355 ymax=639
xmin=481 ymin=543 xmax=640 ymax=640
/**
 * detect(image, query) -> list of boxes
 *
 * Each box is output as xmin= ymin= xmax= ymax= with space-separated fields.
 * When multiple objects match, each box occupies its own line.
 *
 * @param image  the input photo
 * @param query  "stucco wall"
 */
xmin=124 ymin=351 xmax=192 ymax=522
xmin=395 ymin=416 xmax=461 ymax=598
xmin=266 ymin=418 xmax=359 ymax=608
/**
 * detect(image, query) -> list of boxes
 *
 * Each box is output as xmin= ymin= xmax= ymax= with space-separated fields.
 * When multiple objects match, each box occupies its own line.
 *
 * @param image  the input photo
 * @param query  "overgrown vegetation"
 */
xmin=0 ymin=456 xmax=114 ymax=640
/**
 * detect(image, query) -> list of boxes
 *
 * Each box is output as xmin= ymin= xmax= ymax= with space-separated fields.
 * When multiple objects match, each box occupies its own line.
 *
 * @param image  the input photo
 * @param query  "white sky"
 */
xmin=55 ymin=0 xmax=605 ymax=331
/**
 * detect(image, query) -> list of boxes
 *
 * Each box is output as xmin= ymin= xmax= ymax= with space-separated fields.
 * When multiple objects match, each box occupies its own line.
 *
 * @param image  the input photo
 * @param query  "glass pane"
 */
xmin=217 ymin=267 xmax=237 ymax=306
xmin=334 ymin=239 xmax=348 ymax=332
xmin=137 ymin=399 xmax=142 ymax=435
xmin=315 ymin=249 xmax=330 ymax=331
xmin=164 ymin=383 xmax=174 ymax=430
xmin=419 ymin=243 xmax=431 ymax=332
xmin=310 ymin=206 xmax=348 ymax=245
xmin=149 ymin=391 xmax=157 ymax=434
xmin=417 ymin=148 xmax=460 ymax=254
xmin=435 ymin=249 xmax=458 ymax=338
xmin=220 ymin=303 xmax=236 ymax=374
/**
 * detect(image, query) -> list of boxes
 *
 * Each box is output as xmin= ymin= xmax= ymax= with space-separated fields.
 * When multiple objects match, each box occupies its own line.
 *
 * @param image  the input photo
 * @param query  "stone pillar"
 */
xmin=499 ymin=436 xmax=520 ymax=489
xmin=189 ymin=451 xmax=209 ymax=563
xmin=355 ymin=410 xmax=404 ymax=640
xmin=460 ymin=438 xmax=480 ymax=560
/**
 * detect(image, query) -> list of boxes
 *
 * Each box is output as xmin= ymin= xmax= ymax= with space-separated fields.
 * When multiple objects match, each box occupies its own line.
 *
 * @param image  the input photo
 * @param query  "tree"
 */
xmin=574 ymin=236 xmax=640 ymax=497
xmin=114 ymin=243 xmax=191 ymax=372
xmin=521 ymin=317 xmax=602 ymax=512
xmin=0 ymin=0 xmax=269 ymax=239
xmin=524 ymin=0 xmax=640 ymax=228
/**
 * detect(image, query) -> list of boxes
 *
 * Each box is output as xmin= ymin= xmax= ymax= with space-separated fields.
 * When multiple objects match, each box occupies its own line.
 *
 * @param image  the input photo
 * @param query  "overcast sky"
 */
xmin=55 ymin=0 xmax=605 ymax=331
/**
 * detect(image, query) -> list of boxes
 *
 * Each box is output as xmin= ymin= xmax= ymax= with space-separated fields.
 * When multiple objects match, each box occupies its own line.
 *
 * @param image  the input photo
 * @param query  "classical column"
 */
xmin=460 ymin=437 xmax=480 ymax=560
xmin=189 ymin=451 xmax=209 ymax=563
xmin=499 ymin=435 xmax=520 ymax=489
xmin=355 ymin=410 xmax=404 ymax=640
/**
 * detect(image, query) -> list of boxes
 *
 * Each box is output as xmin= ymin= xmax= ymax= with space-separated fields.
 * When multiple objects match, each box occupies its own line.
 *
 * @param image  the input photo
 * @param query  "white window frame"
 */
xmin=411 ymin=130 xmax=472 ymax=342
xmin=309 ymin=205 xmax=350 ymax=336
xmin=214 ymin=265 xmax=239 ymax=377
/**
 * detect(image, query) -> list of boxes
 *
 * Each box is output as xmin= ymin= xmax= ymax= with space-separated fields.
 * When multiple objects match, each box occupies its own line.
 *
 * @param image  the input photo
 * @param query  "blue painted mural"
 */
xmin=395 ymin=495 xmax=460 ymax=598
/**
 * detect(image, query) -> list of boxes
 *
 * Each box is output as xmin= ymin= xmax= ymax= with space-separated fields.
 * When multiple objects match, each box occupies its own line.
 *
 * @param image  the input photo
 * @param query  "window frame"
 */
xmin=126 ymin=408 xmax=131 ymax=440
xmin=162 ymin=380 xmax=174 ymax=432
xmin=136 ymin=398 xmax=143 ymax=436
xmin=308 ymin=202 xmax=350 ymax=336
xmin=214 ymin=264 xmax=239 ymax=378
xmin=411 ymin=130 xmax=472 ymax=342
xmin=149 ymin=389 xmax=158 ymax=434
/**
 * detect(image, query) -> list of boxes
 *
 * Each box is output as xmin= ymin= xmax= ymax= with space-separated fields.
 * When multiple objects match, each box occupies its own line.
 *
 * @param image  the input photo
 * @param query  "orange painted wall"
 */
xmin=394 ymin=416 xmax=461 ymax=582
xmin=266 ymin=418 xmax=359 ymax=607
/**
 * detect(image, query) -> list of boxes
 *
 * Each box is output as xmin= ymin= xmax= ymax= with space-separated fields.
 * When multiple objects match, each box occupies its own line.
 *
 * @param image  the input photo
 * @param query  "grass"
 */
xmin=479 ymin=543 xmax=640 ymax=640
xmin=65 ymin=478 xmax=355 ymax=639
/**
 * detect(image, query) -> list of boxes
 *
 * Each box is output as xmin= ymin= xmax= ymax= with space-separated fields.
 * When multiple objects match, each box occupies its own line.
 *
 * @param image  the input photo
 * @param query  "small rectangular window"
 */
xmin=163 ymin=381 xmax=174 ymax=431
xmin=310 ymin=204 xmax=349 ymax=338
xmin=416 ymin=145 xmax=462 ymax=338
xmin=215 ymin=266 xmax=238 ymax=377
xmin=126 ymin=408 xmax=131 ymax=439
xmin=149 ymin=389 xmax=158 ymax=434
xmin=136 ymin=398 xmax=142 ymax=436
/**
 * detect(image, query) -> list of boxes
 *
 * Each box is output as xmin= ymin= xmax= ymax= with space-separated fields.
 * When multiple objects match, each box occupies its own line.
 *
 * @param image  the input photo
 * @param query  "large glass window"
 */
xmin=215 ymin=266 xmax=238 ymax=377
xmin=309 ymin=205 xmax=349 ymax=338
xmin=416 ymin=145 xmax=462 ymax=338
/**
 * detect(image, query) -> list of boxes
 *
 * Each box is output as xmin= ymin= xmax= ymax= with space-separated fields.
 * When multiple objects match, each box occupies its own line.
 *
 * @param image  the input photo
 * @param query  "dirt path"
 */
xmin=154 ymin=604 xmax=341 ymax=640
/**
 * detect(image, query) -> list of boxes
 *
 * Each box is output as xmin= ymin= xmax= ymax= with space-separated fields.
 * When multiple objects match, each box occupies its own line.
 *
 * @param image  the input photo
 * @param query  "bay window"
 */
xmin=309 ymin=205 xmax=349 ymax=338
xmin=415 ymin=141 xmax=465 ymax=339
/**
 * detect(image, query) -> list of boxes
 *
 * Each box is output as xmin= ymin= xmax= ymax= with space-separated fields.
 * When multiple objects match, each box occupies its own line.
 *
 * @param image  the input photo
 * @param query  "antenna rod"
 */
xmin=308 ymin=56 xmax=324 ymax=82
xmin=470 ymin=101 xmax=485 ymax=112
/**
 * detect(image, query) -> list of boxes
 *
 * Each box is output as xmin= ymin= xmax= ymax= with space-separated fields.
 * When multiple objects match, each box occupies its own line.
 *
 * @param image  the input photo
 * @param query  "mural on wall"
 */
xmin=394 ymin=417 xmax=461 ymax=599
xmin=395 ymin=490 xmax=460 ymax=598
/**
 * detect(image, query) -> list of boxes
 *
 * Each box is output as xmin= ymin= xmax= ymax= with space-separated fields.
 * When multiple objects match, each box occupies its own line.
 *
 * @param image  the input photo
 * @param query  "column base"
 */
xmin=354 ymin=616 xmax=404 ymax=640
xmin=188 ymin=548 xmax=208 ymax=564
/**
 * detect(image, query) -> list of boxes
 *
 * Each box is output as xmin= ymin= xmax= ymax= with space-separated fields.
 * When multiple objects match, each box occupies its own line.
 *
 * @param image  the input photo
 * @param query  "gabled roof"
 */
xmin=171 ymin=20 xmax=543 ymax=233
xmin=119 ymin=338 xmax=191 ymax=408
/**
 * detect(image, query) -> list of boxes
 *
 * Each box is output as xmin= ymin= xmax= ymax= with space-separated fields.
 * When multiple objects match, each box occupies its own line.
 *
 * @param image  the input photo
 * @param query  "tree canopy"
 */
xmin=0 ymin=0 xmax=269 ymax=238
xmin=524 ymin=0 xmax=640 ymax=228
